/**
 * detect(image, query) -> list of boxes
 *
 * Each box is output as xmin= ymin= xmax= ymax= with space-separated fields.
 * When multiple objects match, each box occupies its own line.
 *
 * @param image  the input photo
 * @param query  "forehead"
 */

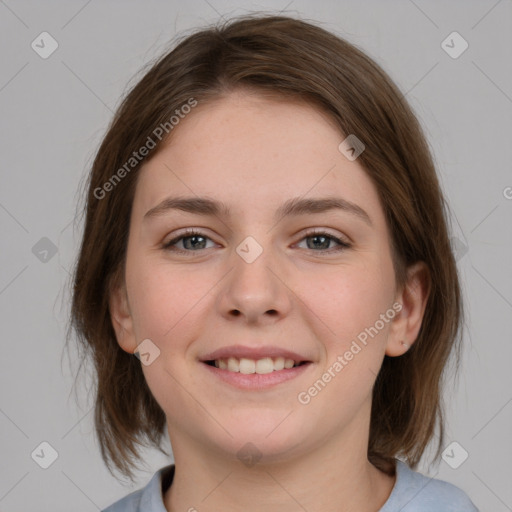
xmin=132 ymin=92 xmax=384 ymax=227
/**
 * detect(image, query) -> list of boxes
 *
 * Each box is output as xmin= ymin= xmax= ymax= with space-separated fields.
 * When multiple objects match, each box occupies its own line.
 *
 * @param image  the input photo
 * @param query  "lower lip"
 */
xmin=201 ymin=361 xmax=313 ymax=390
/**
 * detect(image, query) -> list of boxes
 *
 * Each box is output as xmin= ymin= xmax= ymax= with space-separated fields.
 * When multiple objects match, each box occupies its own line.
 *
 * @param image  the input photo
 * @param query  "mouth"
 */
xmin=199 ymin=345 xmax=314 ymax=389
xmin=203 ymin=357 xmax=309 ymax=374
xmin=199 ymin=347 xmax=313 ymax=390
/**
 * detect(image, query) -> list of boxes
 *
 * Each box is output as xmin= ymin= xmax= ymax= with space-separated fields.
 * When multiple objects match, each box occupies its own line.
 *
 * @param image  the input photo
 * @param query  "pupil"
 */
xmin=309 ymin=235 xmax=329 ymax=250
xmin=185 ymin=235 xmax=205 ymax=250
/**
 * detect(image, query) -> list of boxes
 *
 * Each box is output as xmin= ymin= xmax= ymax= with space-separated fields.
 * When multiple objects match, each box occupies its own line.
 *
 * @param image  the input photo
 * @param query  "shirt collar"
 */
xmin=137 ymin=464 xmax=175 ymax=511
xmin=137 ymin=460 xmax=409 ymax=511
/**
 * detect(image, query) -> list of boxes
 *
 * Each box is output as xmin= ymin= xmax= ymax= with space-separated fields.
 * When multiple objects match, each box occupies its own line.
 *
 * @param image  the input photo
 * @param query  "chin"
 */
xmin=211 ymin=415 xmax=309 ymax=464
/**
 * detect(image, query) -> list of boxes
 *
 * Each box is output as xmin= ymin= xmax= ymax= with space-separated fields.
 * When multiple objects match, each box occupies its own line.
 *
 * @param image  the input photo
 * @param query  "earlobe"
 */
xmin=385 ymin=261 xmax=431 ymax=357
xmin=400 ymin=340 xmax=411 ymax=351
xmin=109 ymin=284 xmax=137 ymax=354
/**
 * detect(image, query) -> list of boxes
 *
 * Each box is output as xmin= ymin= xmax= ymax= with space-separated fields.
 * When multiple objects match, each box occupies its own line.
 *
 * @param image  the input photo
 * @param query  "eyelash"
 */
xmin=162 ymin=228 xmax=352 ymax=255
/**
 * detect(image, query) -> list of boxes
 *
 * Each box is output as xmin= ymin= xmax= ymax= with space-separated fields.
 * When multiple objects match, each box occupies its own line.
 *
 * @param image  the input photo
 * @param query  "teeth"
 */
xmin=239 ymin=358 xmax=256 ymax=374
xmin=274 ymin=357 xmax=285 ymax=371
xmin=227 ymin=357 xmax=240 ymax=372
xmin=255 ymin=357 xmax=274 ymax=374
xmin=211 ymin=357 xmax=300 ymax=374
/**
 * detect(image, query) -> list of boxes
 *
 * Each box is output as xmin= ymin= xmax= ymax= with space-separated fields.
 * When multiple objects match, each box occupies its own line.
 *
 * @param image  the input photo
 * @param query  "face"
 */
xmin=111 ymin=90 xmax=415 ymax=464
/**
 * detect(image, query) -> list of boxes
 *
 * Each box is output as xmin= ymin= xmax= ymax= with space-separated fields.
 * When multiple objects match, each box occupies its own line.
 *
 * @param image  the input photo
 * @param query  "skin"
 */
xmin=110 ymin=90 xmax=430 ymax=512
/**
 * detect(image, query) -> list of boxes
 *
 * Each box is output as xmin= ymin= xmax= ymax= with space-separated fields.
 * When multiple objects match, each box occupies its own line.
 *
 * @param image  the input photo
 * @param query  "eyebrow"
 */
xmin=143 ymin=195 xmax=372 ymax=226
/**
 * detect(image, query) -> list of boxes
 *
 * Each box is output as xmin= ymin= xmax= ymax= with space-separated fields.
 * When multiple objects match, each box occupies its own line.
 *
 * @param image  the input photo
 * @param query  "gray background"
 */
xmin=0 ymin=0 xmax=511 ymax=510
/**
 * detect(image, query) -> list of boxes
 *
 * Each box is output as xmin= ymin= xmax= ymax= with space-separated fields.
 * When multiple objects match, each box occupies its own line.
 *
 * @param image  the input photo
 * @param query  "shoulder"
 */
xmin=380 ymin=460 xmax=479 ymax=512
xmin=102 ymin=488 xmax=143 ymax=512
xmin=101 ymin=465 xmax=174 ymax=512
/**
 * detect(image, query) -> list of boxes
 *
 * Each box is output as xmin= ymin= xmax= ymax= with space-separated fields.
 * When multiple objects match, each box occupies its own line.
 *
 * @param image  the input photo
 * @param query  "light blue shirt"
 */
xmin=102 ymin=459 xmax=479 ymax=511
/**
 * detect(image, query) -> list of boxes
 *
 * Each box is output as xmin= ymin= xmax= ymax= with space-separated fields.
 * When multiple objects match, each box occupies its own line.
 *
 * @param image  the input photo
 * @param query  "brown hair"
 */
xmin=67 ymin=13 xmax=464 ymax=480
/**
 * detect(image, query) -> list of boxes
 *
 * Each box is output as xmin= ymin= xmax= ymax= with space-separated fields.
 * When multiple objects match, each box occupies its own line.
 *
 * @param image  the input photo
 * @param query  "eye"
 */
xmin=162 ymin=229 xmax=216 ymax=253
xmin=162 ymin=228 xmax=351 ymax=255
xmin=295 ymin=229 xmax=351 ymax=253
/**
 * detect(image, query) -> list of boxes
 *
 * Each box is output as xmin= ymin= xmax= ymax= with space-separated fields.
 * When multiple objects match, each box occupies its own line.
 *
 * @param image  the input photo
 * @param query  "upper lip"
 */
xmin=200 ymin=345 xmax=311 ymax=362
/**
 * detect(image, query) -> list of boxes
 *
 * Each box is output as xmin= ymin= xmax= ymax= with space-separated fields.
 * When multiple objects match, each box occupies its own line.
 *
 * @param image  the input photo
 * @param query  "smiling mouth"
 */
xmin=203 ymin=357 xmax=309 ymax=374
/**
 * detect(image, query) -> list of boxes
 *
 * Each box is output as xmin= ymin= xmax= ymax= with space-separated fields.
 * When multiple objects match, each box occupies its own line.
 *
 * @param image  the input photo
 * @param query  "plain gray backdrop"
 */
xmin=0 ymin=1 xmax=511 ymax=510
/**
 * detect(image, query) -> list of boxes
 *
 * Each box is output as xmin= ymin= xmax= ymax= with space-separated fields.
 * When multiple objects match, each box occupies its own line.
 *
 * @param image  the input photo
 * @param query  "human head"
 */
xmin=69 ymin=14 xmax=463 ymax=480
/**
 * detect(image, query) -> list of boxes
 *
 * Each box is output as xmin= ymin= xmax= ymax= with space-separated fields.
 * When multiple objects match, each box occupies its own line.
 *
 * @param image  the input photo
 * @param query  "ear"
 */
xmin=109 ymin=283 xmax=137 ymax=354
xmin=386 ymin=261 xmax=431 ymax=357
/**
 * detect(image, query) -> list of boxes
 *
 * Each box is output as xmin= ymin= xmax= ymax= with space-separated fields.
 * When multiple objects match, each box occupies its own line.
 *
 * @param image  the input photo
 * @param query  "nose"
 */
xmin=216 ymin=240 xmax=293 ymax=325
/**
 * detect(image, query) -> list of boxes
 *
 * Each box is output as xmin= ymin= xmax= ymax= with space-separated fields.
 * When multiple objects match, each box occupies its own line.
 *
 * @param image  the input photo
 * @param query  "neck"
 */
xmin=163 ymin=402 xmax=396 ymax=512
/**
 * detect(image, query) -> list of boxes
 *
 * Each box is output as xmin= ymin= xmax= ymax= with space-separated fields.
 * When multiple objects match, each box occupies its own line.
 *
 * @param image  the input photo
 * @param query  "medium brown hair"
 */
xmin=68 ymin=13 xmax=464 ymax=480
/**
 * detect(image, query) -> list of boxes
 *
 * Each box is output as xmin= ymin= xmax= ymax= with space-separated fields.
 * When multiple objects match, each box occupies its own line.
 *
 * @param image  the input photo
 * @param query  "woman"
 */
xmin=70 ymin=14 xmax=478 ymax=511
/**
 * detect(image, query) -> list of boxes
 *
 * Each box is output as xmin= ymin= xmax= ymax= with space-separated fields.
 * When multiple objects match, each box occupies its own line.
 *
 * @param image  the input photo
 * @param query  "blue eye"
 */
xmin=162 ymin=229 xmax=214 ymax=252
xmin=296 ymin=230 xmax=351 ymax=252
xmin=162 ymin=228 xmax=351 ymax=254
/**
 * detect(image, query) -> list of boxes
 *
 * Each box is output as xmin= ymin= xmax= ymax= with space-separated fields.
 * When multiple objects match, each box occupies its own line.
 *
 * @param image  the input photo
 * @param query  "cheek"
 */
xmin=129 ymin=261 xmax=211 ymax=414
xmin=303 ymin=261 xmax=393 ymax=347
xmin=126 ymin=256 xmax=204 ymax=342
xmin=296 ymin=268 xmax=394 ymax=417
